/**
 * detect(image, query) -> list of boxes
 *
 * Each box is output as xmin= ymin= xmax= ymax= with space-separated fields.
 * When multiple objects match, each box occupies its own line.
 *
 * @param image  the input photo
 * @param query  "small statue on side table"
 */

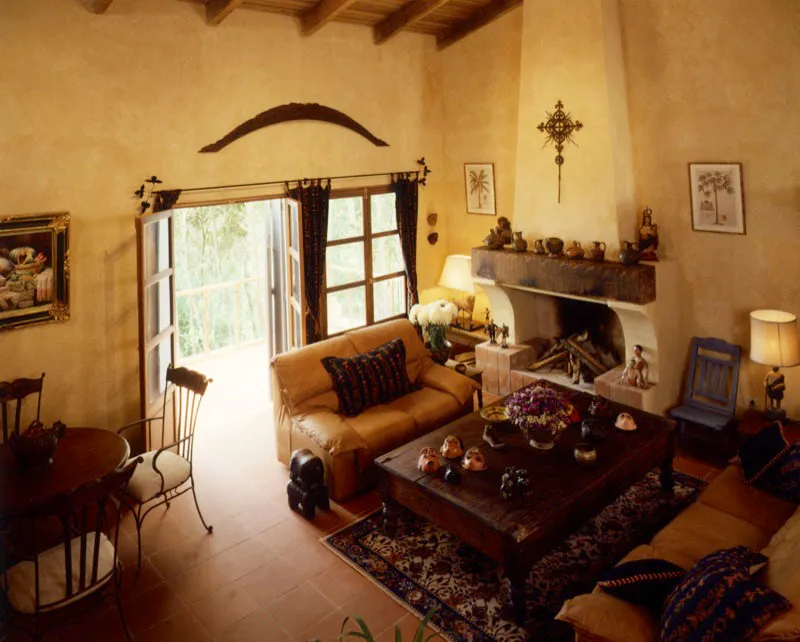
xmin=620 ymin=344 xmax=649 ymax=389
xmin=499 ymin=324 xmax=509 ymax=349
xmin=487 ymin=321 xmax=498 ymax=345
xmin=287 ymin=448 xmax=330 ymax=520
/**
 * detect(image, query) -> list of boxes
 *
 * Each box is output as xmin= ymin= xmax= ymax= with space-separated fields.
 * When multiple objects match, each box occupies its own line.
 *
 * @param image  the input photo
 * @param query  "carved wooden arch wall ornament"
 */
xmin=199 ymin=102 xmax=390 ymax=153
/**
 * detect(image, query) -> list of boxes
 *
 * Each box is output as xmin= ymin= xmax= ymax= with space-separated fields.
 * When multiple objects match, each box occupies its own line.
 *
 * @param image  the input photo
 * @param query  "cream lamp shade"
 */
xmin=438 ymin=255 xmax=475 ymax=294
xmin=749 ymin=310 xmax=800 ymax=367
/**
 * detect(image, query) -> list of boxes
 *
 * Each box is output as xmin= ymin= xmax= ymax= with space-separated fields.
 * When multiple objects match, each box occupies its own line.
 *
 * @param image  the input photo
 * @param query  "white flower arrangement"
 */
xmin=409 ymin=300 xmax=458 ymax=350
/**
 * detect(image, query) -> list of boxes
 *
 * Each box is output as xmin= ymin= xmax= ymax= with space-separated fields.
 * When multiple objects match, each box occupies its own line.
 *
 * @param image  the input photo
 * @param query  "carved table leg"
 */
xmin=504 ymin=554 xmax=527 ymax=625
xmin=379 ymin=475 xmax=398 ymax=538
xmin=660 ymin=454 xmax=675 ymax=493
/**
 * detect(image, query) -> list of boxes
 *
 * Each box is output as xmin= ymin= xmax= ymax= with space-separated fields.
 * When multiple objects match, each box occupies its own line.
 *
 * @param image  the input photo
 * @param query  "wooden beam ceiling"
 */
xmin=88 ymin=0 xmax=114 ymax=14
xmin=300 ymin=0 xmax=360 ymax=35
xmin=373 ymin=0 xmax=453 ymax=44
xmin=206 ymin=0 xmax=245 ymax=25
xmin=436 ymin=0 xmax=522 ymax=49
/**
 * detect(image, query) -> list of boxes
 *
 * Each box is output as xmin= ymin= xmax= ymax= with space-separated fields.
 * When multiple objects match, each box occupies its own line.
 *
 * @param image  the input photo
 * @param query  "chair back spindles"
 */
xmin=683 ymin=337 xmax=741 ymax=414
xmin=0 ymin=373 xmax=45 ymax=443
xmin=163 ymin=365 xmax=209 ymax=465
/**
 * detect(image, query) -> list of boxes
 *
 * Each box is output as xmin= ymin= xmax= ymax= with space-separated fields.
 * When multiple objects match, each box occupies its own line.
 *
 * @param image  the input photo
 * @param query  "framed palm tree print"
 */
xmin=464 ymin=163 xmax=496 ymax=215
xmin=688 ymin=162 xmax=745 ymax=234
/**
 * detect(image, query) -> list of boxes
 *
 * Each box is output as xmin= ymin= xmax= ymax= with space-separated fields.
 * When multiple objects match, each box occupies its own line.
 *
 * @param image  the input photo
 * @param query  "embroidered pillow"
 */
xmin=597 ymin=559 xmax=686 ymax=611
xmin=739 ymin=422 xmax=790 ymax=484
xmin=661 ymin=546 xmax=790 ymax=642
xmin=321 ymin=339 xmax=416 ymax=417
xmin=758 ymin=441 xmax=800 ymax=503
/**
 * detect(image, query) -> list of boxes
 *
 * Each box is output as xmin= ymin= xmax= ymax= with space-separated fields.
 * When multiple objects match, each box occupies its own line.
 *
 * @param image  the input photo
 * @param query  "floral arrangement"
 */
xmin=408 ymin=299 xmax=457 ymax=350
xmin=505 ymin=384 xmax=577 ymax=449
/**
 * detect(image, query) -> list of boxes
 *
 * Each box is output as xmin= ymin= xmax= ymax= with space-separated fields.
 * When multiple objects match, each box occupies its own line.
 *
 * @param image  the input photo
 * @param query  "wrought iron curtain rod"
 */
xmin=154 ymin=169 xmax=421 ymax=195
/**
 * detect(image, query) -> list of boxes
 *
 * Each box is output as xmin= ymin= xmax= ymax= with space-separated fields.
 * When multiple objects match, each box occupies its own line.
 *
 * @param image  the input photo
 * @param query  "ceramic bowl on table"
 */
xmin=480 ymin=405 xmax=509 ymax=424
xmin=9 ymin=423 xmax=60 ymax=470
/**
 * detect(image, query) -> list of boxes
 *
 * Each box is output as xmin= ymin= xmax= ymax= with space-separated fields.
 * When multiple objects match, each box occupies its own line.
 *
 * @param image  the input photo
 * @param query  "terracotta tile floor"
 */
xmin=2 ymin=402 xmax=719 ymax=642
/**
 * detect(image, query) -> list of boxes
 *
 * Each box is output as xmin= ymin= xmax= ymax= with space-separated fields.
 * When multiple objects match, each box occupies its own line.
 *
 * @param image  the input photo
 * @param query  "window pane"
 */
xmin=146 ymin=337 xmax=172 ymax=400
xmin=291 ymin=258 xmax=300 ymax=299
xmin=373 ymin=276 xmax=406 ymax=322
xmin=327 ymin=286 xmax=366 ymax=335
xmin=145 ymin=276 xmax=172 ymax=342
xmin=326 ymin=242 xmax=365 ymax=288
xmin=289 ymin=201 xmax=299 ymax=252
xmin=372 ymin=234 xmax=404 ymax=278
xmin=328 ymin=197 xmax=363 ymax=241
xmin=293 ymin=308 xmax=302 ymax=348
xmin=371 ymin=193 xmax=397 ymax=233
xmin=144 ymin=218 xmax=170 ymax=279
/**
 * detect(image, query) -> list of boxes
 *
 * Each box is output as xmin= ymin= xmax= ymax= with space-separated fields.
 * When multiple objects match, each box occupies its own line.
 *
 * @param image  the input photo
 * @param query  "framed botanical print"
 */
xmin=0 ymin=212 xmax=70 ymax=332
xmin=688 ymin=163 xmax=746 ymax=234
xmin=464 ymin=163 xmax=496 ymax=215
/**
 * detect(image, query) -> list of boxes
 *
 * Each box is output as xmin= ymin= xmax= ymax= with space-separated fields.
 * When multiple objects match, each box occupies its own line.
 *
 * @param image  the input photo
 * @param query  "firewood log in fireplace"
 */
xmin=527 ymin=331 xmax=619 ymax=383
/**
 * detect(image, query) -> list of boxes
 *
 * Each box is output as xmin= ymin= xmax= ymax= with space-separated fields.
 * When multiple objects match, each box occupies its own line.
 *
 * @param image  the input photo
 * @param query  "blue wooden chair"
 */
xmin=669 ymin=337 xmax=742 ymax=454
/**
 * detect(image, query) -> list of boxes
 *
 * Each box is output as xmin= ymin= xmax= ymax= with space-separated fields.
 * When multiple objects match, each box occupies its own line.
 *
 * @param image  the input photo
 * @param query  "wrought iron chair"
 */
xmin=0 ymin=373 xmax=45 ymax=444
xmin=117 ymin=365 xmax=213 ymax=572
xmin=0 ymin=459 xmax=140 ymax=641
xmin=669 ymin=337 xmax=742 ymax=454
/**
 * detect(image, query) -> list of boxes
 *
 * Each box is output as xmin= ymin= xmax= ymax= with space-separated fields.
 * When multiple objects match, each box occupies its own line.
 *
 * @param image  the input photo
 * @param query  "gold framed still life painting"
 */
xmin=0 ymin=212 xmax=70 ymax=332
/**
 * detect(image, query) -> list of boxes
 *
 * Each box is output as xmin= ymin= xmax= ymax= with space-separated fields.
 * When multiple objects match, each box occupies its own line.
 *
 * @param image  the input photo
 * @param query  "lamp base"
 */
xmin=765 ymin=408 xmax=787 ymax=422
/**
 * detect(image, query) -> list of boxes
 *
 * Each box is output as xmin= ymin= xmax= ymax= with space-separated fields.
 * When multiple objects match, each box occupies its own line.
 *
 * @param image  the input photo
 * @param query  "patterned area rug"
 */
xmin=323 ymin=469 xmax=705 ymax=641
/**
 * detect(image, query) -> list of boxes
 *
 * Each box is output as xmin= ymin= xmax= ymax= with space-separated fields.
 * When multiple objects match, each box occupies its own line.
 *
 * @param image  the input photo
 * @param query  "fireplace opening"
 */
xmin=525 ymin=295 xmax=624 ymax=388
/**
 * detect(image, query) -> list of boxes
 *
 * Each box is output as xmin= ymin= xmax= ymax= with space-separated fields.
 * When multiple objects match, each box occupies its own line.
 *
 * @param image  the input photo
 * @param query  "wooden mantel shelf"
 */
xmin=471 ymin=247 xmax=656 ymax=305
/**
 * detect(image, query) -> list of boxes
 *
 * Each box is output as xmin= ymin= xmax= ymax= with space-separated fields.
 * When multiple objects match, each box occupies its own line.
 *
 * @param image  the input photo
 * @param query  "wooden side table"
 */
xmin=739 ymin=407 xmax=800 ymax=443
xmin=445 ymin=359 xmax=483 ymax=408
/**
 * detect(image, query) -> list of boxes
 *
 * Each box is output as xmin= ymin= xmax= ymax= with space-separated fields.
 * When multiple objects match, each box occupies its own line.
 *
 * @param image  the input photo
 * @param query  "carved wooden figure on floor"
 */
xmin=287 ymin=448 xmax=330 ymax=520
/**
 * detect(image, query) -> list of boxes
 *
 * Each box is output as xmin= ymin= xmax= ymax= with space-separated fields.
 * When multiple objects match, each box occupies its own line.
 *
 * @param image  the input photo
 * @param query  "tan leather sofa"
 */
xmin=557 ymin=465 xmax=800 ymax=641
xmin=270 ymin=319 xmax=479 ymax=501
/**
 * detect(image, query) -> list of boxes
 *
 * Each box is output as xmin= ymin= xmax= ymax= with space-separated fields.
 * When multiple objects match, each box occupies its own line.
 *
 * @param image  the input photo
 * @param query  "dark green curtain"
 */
xmin=287 ymin=179 xmax=330 ymax=344
xmin=393 ymin=174 xmax=419 ymax=307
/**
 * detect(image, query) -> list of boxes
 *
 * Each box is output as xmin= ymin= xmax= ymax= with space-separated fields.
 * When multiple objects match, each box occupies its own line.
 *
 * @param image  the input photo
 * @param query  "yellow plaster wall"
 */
xmin=0 ymin=0 xmax=445 ymax=427
xmin=620 ymin=0 xmax=800 ymax=416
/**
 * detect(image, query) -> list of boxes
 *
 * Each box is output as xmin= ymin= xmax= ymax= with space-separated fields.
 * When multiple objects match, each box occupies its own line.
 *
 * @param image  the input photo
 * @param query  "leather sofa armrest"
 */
xmin=556 ymin=593 xmax=659 ymax=642
xmin=294 ymin=410 xmax=369 ymax=460
xmin=418 ymin=363 xmax=480 ymax=406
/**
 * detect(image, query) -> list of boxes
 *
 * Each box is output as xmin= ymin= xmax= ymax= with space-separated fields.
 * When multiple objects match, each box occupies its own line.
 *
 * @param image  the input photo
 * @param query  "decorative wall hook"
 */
xmin=132 ymin=176 xmax=181 ymax=214
xmin=417 ymin=157 xmax=431 ymax=187
xmin=537 ymin=100 xmax=583 ymax=203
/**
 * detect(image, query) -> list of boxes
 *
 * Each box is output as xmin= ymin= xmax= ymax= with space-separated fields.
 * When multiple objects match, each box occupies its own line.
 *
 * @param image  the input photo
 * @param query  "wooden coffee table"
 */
xmin=375 ymin=383 xmax=675 ymax=624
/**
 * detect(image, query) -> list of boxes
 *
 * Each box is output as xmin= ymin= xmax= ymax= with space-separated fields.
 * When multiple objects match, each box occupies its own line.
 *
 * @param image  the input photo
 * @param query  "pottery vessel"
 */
xmin=574 ymin=443 xmax=598 ymax=466
xmin=619 ymin=241 xmax=641 ymax=266
xmin=545 ymin=237 xmax=564 ymax=257
xmin=615 ymin=412 xmax=638 ymax=432
xmin=462 ymin=447 xmax=487 ymax=471
xmin=426 ymin=339 xmax=452 ymax=366
xmin=440 ymin=435 xmax=464 ymax=459
xmin=565 ymin=241 xmax=584 ymax=260
xmin=512 ymin=231 xmax=528 ymax=253
xmin=417 ymin=447 xmax=441 ymax=474
xmin=532 ymin=239 xmax=546 ymax=255
xmin=587 ymin=241 xmax=606 ymax=262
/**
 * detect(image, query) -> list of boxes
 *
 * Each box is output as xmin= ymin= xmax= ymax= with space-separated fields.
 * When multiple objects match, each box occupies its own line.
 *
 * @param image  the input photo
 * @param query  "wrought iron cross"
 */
xmin=537 ymin=100 xmax=583 ymax=203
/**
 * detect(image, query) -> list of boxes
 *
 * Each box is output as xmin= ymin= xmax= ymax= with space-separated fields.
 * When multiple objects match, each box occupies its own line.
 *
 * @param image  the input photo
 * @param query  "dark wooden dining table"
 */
xmin=0 ymin=427 xmax=130 ymax=517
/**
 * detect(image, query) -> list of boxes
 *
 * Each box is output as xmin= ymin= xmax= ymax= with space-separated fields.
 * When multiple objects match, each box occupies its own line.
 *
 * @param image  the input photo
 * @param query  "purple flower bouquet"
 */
xmin=505 ymin=384 xmax=576 ymax=450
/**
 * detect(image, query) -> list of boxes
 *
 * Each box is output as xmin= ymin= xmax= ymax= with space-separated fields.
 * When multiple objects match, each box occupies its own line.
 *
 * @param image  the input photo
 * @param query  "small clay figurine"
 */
xmin=417 ymin=447 xmax=441 ymax=474
xmin=765 ymin=368 xmax=786 ymax=417
xmin=487 ymin=321 xmax=498 ymax=345
xmin=512 ymin=231 xmax=528 ymax=252
xmin=462 ymin=447 xmax=487 ymax=471
xmin=620 ymin=344 xmax=649 ymax=388
xmin=499 ymin=324 xmax=510 ymax=349
xmin=483 ymin=228 xmax=505 ymax=250
xmin=496 ymin=216 xmax=513 ymax=245
xmin=500 ymin=466 xmax=530 ymax=500
xmin=588 ymin=395 xmax=611 ymax=418
xmin=638 ymin=206 xmax=659 ymax=261
xmin=440 ymin=435 xmax=464 ymax=459
xmin=287 ymin=448 xmax=330 ymax=520
xmin=484 ymin=308 xmax=491 ymax=328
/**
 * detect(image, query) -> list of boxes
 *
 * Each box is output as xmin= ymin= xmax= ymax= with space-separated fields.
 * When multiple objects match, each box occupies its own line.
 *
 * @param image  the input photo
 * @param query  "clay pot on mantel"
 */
xmin=565 ymin=241 xmax=585 ymax=260
xmin=532 ymin=239 xmax=546 ymax=255
xmin=619 ymin=241 xmax=641 ymax=266
xmin=545 ymin=237 xmax=564 ymax=257
xmin=587 ymin=241 xmax=606 ymax=262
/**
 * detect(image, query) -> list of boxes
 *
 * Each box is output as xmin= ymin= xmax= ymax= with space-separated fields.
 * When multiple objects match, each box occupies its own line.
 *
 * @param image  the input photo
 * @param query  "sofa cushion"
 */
xmin=556 ymin=592 xmax=659 ymax=642
xmin=651 ymin=502 xmax=773 ymax=564
xmin=386 ymin=387 xmax=461 ymax=433
xmin=597 ymin=558 xmax=686 ymax=611
xmin=760 ymin=505 xmax=800 ymax=639
xmin=345 ymin=406 xmax=417 ymax=458
xmin=698 ymin=465 xmax=796 ymax=534
xmin=322 ymin=338 xmax=416 ymax=417
xmin=661 ymin=546 xmax=790 ymax=642
xmin=759 ymin=442 xmax=800 ymax=504
xmin=739 ymin=421 xmax=790 ymax=484
xmin=345 ymin=319 xmax=429 ymax=382
xmin=418 ymin=363 xmax=479 ymax=407
xmin=272 ymin=335 xmax=357 ymax=412
xmin=293 ymin=410 xmax=368 ymax=458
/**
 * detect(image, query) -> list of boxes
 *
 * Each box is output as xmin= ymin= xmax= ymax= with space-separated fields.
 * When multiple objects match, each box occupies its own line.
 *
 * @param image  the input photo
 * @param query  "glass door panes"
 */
xmin=323 ymin=188 xmax=406 ymax=337
xmin=285 ymin=199 xmax=305 ymax=348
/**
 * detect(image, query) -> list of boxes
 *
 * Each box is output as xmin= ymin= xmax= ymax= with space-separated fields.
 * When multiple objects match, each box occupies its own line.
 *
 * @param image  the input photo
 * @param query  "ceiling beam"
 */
xmin=436 ymin=0 xmax=522 ymax=49
xmin=206 ymin=0 xmax=245 ymax=25
xmin=373 ymin=0 xmax=452 ymax=44
xmin=300 ymin=0 xmax=359 ymax=36
xmin=88 ymin=0 xmax=114 ymax=14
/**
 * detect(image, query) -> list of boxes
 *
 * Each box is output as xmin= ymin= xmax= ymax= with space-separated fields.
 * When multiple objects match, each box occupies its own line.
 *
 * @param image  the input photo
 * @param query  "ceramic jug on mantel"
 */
xmin=565 ymin=241 xmax=584 ymax=260
xmin=619 ymin=241 xmax=641 ymax=266
xmin=587 ymin=241 xmax=606 ymax=262
xmin=533 ymin=239 xmax=546 ymax=255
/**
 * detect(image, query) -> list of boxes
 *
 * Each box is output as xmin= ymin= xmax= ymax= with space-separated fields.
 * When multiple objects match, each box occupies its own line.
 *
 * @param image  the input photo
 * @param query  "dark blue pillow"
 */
xmin=597 ymin=558 xmax=686 ymax=610
xmin=739 ymin=422 xmax=789 ymax=484
xmin=757 ymin=442 xmax=800 ymax=502
xmin=661 ymin=546 xmax=790 ymax=642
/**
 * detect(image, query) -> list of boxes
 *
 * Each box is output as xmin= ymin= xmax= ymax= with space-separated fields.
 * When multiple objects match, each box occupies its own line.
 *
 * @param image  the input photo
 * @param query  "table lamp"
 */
xmin=439 ymin=255 xmax=479 ymax=331
xmin=750 ymin=309 xmax=800 ymax=421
